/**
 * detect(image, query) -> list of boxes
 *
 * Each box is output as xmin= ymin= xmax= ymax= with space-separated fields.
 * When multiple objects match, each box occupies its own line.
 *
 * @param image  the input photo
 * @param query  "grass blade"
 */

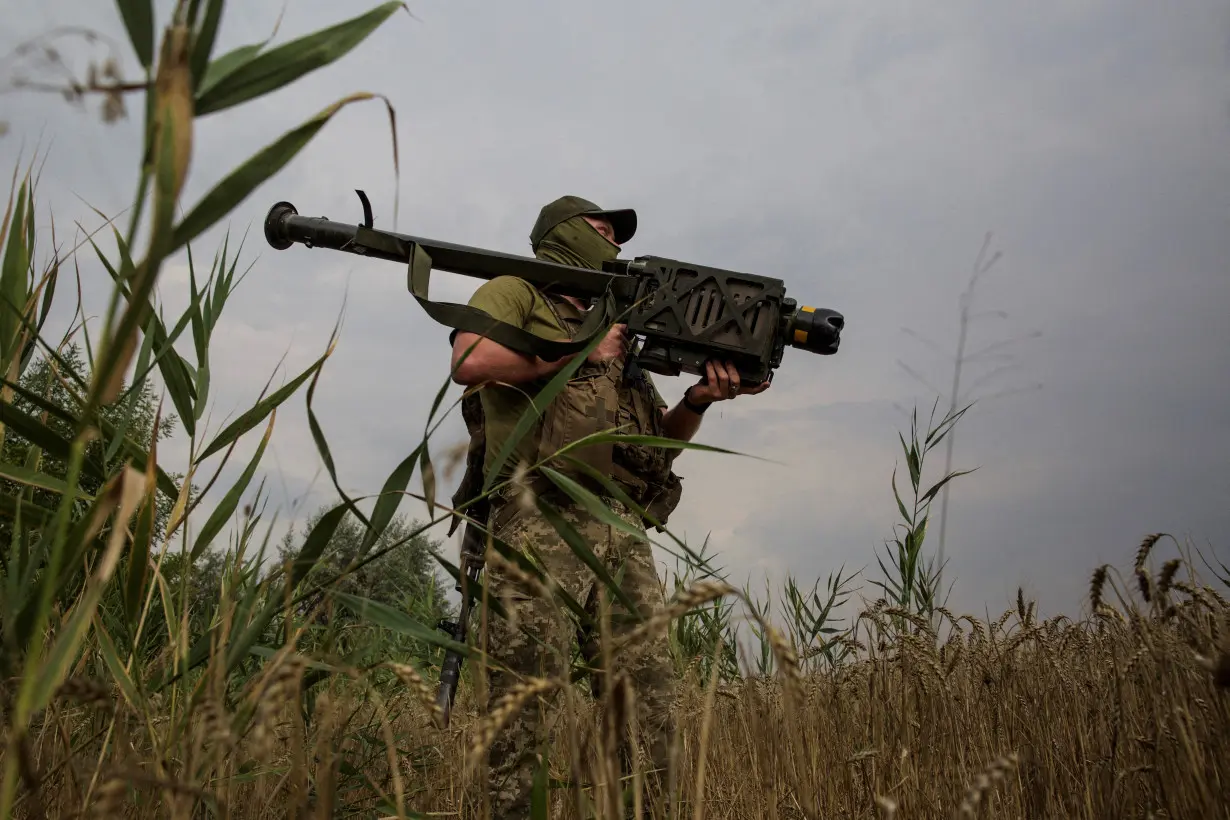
xmin=155 ymin=502 xmax=345 ymax=689
xmin=22 ymin=465 xmax=144 ymax=719
xmin=115 ymin=0 xmax=156 ymax=69
xmin=920 ymin=468 xmax=979 ymax=507
xmin=539 ymin=466 xmax=647 ymax=543
xmin=287 ymin=501 xmax=348 ymax=591
xmin=185 ymin=243 xmax=211 ymax=420
xmin=0 ymin=177 xmax=30 ymax=370
xmin=0 ymin=492 xmax=56 ymax=529
xmin=357 ymin=442 xmax=423 ymax=557
xmin=432 ymin=552 xmax=508 ymax=621
xmin=196 ymin=344 xmax=331 ymax=462
xmin=93 ymin=616 xmax=141 ymax=708
xmin=0 ymin=461 xmax=86 ymax=498
xmin=123 ymin=414 xmax=158 ymax=627
xmin=0 ymin=375 xmax=180 ymax=501
xmin=333 ymin=590 xmax=471 ymax=657
xmin=89 ymin=26 xmax=195 ymax=410
xmin=552 ymin=453 xmax=716 ymax=572
xmin=172 ymin=92 xmax=396 ymax=254
xmin=534 ymin=494 xmax=642 ymax=621
xmin=559 ymin=432 xmax=754 ymax=459
xmin=89 ymin=233 xmax=199 ymax=434
xmin=196 ymin=43 xmax=266 ymax=100
xmin=125 ymin=481 xmax=156 ymax=625
xmin=193 ymin=2 xmax=407 ymax=116
xmin=191 ymin=410 xmax=274 ymax=560
xmin=303 ymin=318 xmax=372 ymax=531
xmin=0 ymin=401 xmax=105 ymax=485
xmin=482 ymin=322 xmax=608 ymax=494
xmin=189 ymin=0 xmax=225 ymax=89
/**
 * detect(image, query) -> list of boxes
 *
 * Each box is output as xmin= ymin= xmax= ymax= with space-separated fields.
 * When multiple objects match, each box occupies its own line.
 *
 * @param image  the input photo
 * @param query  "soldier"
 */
xmin=448 ymin=195 xmax=767 ymax=817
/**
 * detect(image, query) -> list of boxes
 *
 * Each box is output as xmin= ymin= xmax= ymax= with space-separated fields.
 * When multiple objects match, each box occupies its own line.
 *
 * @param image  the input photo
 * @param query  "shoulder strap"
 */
xmin=377 ymin=229 xmax=617 ymax=361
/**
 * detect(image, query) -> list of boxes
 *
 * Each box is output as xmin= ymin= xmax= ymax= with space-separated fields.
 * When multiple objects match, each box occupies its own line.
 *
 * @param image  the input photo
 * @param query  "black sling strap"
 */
xmin=353 ymin=225 xmax=621 ymax=361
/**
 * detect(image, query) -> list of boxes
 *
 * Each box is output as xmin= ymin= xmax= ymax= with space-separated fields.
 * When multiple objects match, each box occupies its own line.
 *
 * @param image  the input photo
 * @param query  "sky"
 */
xmin=1 ymin=0 xmax=1228 ymax=629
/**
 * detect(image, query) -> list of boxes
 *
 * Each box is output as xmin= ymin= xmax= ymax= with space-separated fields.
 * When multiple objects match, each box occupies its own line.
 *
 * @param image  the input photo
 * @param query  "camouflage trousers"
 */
xmin=478 ymin=491 xmax=677 ymax=819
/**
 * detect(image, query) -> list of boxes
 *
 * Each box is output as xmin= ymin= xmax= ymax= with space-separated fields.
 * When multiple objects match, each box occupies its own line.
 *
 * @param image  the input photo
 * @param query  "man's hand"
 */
xmin=660 ymin=359 xmax=769 ymax=443
xmin=685 ymin=359 xmax=771 ymax=407
xmin=588 ymin=323 xmax=629 ymax=364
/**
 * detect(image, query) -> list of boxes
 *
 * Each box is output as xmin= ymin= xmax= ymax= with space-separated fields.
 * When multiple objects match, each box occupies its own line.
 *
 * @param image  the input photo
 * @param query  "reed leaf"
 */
xmin=20 ymin=465 xmax=144 ymax=722
xmin=171 ymin=91 xmax=397 ymax=255
xmin=115 ymin=0 xmax=156 ymax=69
xmin=0 ymin=375 xmax=180 ymax=501
xmin=189 ymin=0 xmax=225 ymax=88
xmin=190 ymin=410 xmax=274 ymax=561
xmin=357 ymin=442 xmax=423 ymax=557
xmin=89 ymin=231 xmax=198 ymax=434
xmin=194 ymin=2 xmax=406 ymax=116
xmin=0 ymin=492 xmax=56 ymax=530
xmin=0 ymin=176 xmax=31 ymax=371
xmin=533 ymin=493 xmax=642 ymax=620
xmin=333 ymin=591 xmax=472 ymax=658
xmin=538 ymin=465 xmax=647 ymax=543
xmin=0 ymin=461 xmax=84 ymax=498
xmin=481 ymin=323 xmax=608 ymax=494
xmin=196 ymin=343 xmax=332 ymax=462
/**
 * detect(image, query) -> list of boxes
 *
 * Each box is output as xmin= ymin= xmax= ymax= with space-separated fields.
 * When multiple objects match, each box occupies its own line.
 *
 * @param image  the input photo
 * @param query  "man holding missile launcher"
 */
xmin=448 ymin=195 xmax=767 ymax=817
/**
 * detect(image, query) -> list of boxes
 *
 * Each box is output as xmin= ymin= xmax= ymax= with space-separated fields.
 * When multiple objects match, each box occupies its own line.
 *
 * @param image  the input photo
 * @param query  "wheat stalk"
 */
xmin=465 ymin=676 xmax=560 ymax=773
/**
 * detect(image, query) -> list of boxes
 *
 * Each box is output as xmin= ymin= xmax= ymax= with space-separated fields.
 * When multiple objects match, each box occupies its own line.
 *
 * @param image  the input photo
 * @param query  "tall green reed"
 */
xmin=0 ymin=1 xmax=419 ymax=814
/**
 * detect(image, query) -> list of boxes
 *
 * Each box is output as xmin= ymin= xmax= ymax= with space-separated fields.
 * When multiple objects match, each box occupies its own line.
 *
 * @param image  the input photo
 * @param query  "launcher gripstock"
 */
xmin=263 ymin=192 xmax=844 ymax=385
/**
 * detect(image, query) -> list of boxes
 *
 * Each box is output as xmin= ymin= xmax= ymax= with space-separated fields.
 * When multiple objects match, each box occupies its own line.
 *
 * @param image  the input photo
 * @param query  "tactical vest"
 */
xmin=448 ymin=317 xmax=683 ymax=543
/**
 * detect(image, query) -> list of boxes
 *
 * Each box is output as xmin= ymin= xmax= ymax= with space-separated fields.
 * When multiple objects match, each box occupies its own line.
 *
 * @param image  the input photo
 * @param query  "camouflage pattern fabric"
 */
xmin=464 ymin=274 xmax=669 ymax=487
xmin=460 ymin=197 xmax=682 ymax=817
xmin=480 ymin=492 xmax=676 ymax=819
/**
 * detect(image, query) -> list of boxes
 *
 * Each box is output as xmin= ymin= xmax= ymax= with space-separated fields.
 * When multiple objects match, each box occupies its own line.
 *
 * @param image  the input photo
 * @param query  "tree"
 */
xmin=0 ymin=342 xmax=182 ymax=542
xmin=276 ymin=505 xmax=454 ymax=650
xmin=0 ymin=342 xmax=201 ymax=664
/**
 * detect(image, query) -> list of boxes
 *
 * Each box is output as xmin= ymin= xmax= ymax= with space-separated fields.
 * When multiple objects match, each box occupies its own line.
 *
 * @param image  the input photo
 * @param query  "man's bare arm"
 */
xmin=450 ymin=332 xmax=573 ymax=386
xmin=660 ymin=360 xmax=771 ymax=442
xmin=660 ymin=386 xmax=708 ymax=441
xmin=450 ymin=324 xmax=629 ymax=386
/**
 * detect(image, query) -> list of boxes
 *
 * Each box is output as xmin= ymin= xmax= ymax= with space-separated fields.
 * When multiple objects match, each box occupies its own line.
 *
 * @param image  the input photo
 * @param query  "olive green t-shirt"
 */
xmin=465 ymin=275 xmax=666 ymax=480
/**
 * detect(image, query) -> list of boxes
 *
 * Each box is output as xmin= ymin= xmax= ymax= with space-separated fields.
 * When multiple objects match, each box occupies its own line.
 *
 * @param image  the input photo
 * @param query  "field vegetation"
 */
xmin=0 ymin=3 xmax=1226 ymax=818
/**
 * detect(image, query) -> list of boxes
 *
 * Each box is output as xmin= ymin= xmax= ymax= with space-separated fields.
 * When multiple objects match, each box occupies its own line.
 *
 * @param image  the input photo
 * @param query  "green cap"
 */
xmin=530 ymin=195 xmax=637 ymax=250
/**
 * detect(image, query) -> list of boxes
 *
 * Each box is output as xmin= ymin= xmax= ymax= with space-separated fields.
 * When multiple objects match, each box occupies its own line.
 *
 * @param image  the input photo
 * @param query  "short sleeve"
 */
xmin=466 ymin=276 xmax=538 ymax=327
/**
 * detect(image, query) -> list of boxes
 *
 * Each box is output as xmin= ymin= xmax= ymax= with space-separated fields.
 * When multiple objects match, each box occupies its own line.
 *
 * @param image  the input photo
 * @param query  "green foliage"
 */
xmin=0 ymin=343 xmax=180 ymax=536
xmin=0 ymin=1 xmax=413 ymax=814
xmin=872 ymin=400 xmax=975 ymax=627
xmin=661 ymin=538 xmax=742 ymax=682
xmin=193 ymin=2 xmax=408 ymax=116
xmin=274 ymin=505 xmax=454 ymax=665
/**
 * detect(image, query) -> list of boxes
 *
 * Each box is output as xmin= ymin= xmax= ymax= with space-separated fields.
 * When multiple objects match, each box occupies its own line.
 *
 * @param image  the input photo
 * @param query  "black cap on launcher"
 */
xmin=788 ymin=305 xmax=844 ymax=355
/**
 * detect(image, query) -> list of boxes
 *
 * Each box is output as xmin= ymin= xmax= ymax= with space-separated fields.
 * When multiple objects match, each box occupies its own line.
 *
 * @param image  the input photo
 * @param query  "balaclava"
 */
xmin=535 ymin=216 xmax=620 ymax=271
xmin=529 ymin=194 xmax=637 ymax=271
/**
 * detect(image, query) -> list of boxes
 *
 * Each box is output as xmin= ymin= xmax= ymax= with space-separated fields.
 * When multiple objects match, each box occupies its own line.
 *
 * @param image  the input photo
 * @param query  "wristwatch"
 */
xmin=682 ymin=386 xmax=710 ymax=415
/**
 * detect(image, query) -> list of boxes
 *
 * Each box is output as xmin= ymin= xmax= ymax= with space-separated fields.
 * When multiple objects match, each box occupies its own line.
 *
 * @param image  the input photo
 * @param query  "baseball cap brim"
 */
xmin=583 ymin=206 xmax=637 ymax=245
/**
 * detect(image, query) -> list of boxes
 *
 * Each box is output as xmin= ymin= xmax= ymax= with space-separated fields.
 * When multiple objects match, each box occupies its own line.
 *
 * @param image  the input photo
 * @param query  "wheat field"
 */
xmin=11 ymin=536 xmax=1228 ymax=819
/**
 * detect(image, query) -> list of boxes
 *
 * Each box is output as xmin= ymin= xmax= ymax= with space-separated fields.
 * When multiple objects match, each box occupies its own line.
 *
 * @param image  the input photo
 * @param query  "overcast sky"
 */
xmin=2 ymin=0 xmax=1228 ymax=628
